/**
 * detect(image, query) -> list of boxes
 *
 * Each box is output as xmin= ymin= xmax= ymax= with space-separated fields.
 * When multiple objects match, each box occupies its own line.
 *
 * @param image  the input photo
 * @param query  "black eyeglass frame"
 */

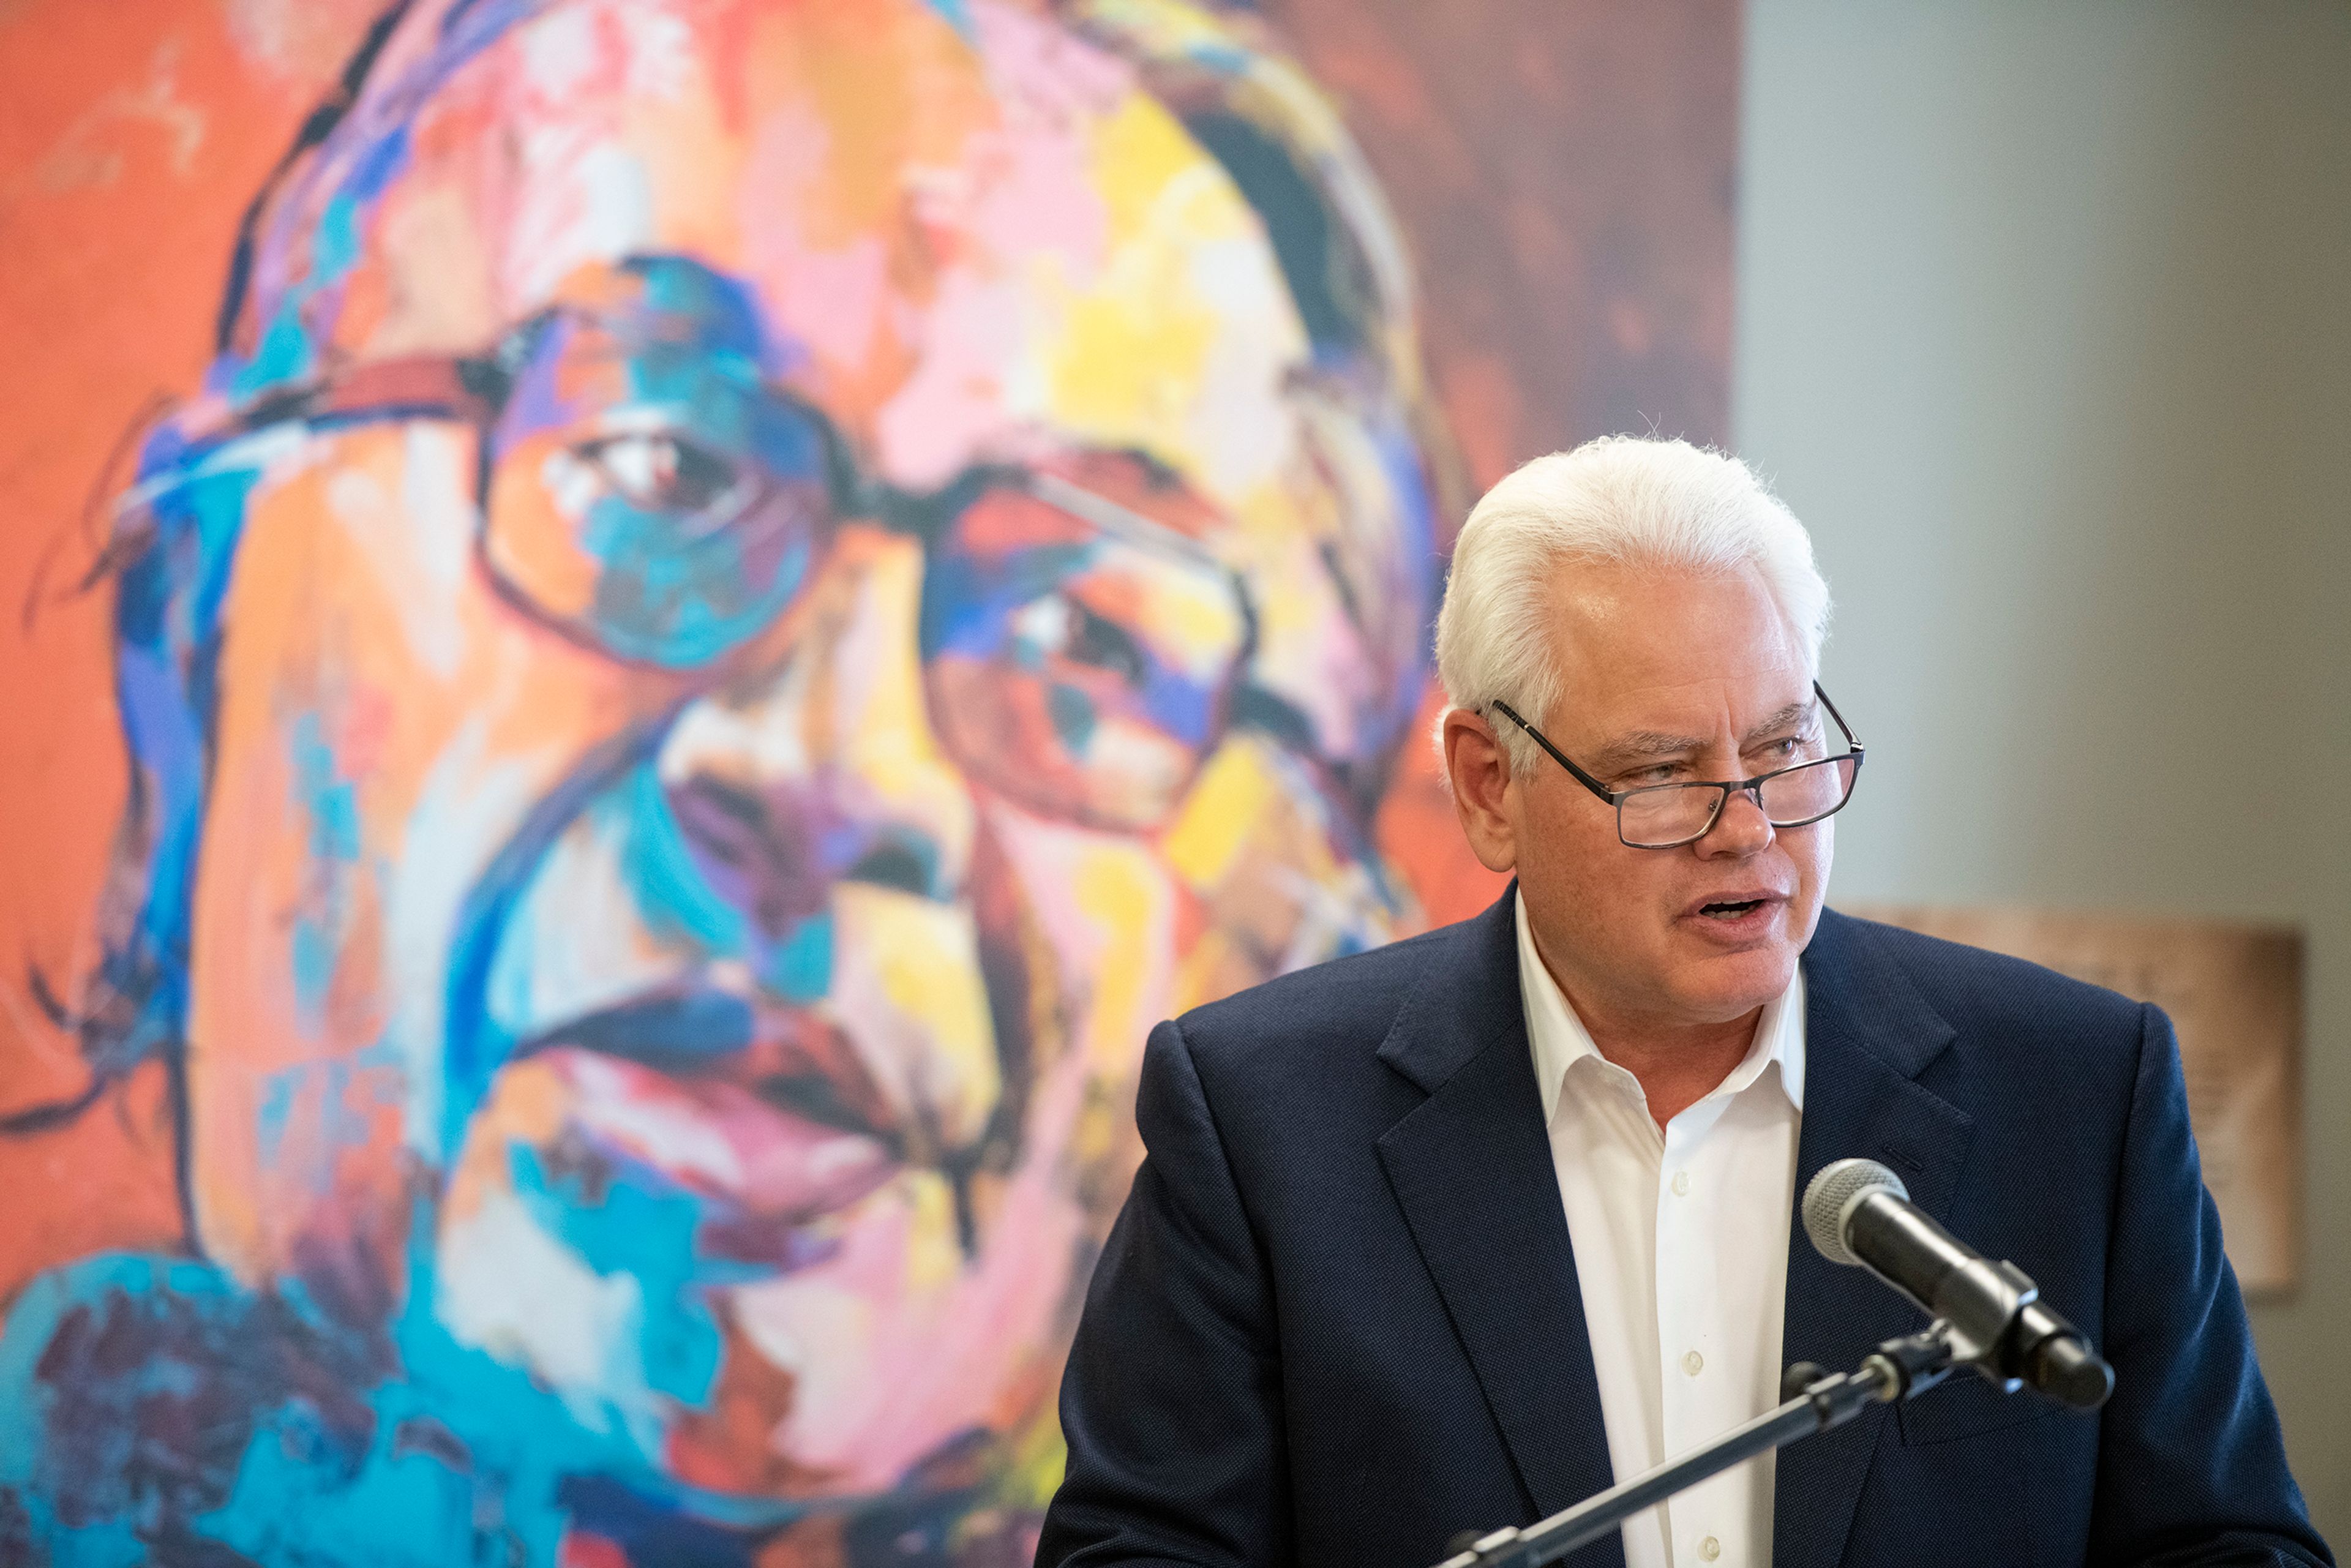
xmin=1487 ymin=681 xmax=1865 ymax=849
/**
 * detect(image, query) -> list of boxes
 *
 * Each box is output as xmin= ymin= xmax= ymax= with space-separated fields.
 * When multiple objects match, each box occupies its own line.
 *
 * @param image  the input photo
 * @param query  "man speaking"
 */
xmin=1037 ymin=438 xmax=2328 ymax=1567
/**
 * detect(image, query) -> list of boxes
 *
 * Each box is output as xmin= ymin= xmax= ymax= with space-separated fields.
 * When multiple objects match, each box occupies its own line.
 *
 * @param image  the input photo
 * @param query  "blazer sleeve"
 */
xmin=2088 ymin=1002 xmax=2333 ymax=1566
xmin=1036 ymin=1018 xmax=1292 ymax=1568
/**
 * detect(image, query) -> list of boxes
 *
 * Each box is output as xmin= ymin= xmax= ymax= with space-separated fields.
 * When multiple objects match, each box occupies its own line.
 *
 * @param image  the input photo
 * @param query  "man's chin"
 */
xmin=1663 ymin=934 xmax=1801 ymax=1021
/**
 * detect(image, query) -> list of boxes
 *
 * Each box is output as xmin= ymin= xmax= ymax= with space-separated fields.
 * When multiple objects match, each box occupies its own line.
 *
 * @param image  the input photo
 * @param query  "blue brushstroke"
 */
xmin=256 ymin=1070 xmax=298 ymax=1169
xmin=918 ymin=0 xmax=976 ymax=43
xmin=762 ymin=910 xmax=832 ymax=1005
xmin=288 ymin=711 xmax=362 ymax=1036
xmin=617 ymin=763 xmax=749 ymax=959
xmin=1374 ymin=408 xmax=1441 ymax=716
xmin=556 ymin=991 xmax=757 ymax=1065
xmin=441 ymin=727 xmax=663 ymax=1158
xmin=1047 ymin=685 xmax=1098 ymax=754
xmin=231 ymin=302 xmax=321 ymax=400
xmin=506 ymin=1142 xmax=724 ymax=1408
xmin=104 ymin=449 xmax=261 ymax=1069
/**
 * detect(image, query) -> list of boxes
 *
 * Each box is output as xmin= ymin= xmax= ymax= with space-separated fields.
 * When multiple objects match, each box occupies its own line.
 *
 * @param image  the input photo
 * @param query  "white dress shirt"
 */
xmin=1515 ymin=892 xmax=1805 ymax=1568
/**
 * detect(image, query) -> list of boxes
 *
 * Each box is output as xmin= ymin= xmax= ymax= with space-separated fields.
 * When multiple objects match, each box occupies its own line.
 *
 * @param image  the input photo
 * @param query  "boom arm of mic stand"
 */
xmin=1431 ymin=1327 xmax=1958 ymax=1568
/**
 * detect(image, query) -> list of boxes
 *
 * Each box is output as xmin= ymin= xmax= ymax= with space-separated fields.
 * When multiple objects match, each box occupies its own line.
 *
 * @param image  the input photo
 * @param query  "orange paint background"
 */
xmin=0 ymin=0 xmax=1736 ymax=1303
xmin=0 ymin=0 xmax=391 ymax=1300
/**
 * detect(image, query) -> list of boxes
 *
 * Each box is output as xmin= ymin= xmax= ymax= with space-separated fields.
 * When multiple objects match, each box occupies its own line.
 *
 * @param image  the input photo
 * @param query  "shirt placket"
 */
xmin=1656 ymin=1097 xmax=1736 ymax=1566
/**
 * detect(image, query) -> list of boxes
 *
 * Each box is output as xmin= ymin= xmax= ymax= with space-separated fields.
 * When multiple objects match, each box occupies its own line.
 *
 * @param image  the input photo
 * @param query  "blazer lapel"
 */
xmin=1773 ymin=909 xmax=1976 ymax=1568
xmin=1375 ymin=891 xmax=1624 ymax=1568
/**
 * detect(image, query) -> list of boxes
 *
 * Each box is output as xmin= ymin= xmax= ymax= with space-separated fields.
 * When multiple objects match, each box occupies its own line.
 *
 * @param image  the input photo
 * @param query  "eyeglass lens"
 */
xmin=1618 ymin=754 xmax=1859 ymax=847
xmin=920 ymin=458 xmax=1252 ymax=833
xmin=481 ymin=304 xmax=835 ymax=669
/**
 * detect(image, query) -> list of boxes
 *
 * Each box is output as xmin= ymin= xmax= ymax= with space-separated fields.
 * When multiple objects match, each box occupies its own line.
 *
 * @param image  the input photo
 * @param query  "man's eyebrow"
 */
xmin=1584 ymin=699 xmax=1819 ymax=772
xmin=1742 ymin=699 xmax=1815 ymax=745
xmin=1586 ymin=729 xmax=1711 ymax=771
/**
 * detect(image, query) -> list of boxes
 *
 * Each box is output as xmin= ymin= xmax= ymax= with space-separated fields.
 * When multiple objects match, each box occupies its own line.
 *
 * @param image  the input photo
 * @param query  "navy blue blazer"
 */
xmin=1040 ymin=893 xmax=2328 ymax=1568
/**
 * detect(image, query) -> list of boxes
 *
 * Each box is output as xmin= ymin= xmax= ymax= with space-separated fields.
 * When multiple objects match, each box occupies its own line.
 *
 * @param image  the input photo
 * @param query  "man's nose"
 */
xmin=654 ymin=528 xmax=1000 ymax=1150
xmin=1694 ymin=783 xmax=1776 ymax=857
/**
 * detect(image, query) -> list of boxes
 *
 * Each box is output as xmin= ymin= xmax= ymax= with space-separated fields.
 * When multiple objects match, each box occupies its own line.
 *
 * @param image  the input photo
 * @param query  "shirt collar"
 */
xmin=1515 ymin=887 xmax=1807 ymax=1127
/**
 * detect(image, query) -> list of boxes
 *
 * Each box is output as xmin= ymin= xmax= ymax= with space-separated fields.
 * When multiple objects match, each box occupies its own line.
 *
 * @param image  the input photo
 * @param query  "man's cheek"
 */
xmin=1804 ymin=815 xmax=1835 ymax=890
xmin=1788 ymin=820 xmax=1833 ymax=943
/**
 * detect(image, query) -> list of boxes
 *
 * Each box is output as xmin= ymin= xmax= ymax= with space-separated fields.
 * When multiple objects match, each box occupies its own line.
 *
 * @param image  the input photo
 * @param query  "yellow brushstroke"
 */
xmin=834 ymin=883 xmax=1000 ymax=1152
xmin=1072 ymin=842 xmax=1163 ymax=1076
xmin=1037 ymin=94 xmax=1269 ymax=463
xmin=902 ymin=1170 xmax=966 ymax=1296
xmin=1159 ymin=740 xmax=1280 ymax=888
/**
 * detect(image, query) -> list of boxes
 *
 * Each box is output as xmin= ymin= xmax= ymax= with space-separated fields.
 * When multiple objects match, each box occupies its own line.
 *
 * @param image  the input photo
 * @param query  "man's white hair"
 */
xmin=1433 ymin=436 xmax=1831 ymax=772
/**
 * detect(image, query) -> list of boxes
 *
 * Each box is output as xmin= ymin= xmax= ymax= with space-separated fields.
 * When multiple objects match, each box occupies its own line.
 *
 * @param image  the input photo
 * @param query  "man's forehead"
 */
xmin=1534 ymin=560 xmax=1812 ymax=729
xmin=1548 ymin=560 xmax=1805 ymax=662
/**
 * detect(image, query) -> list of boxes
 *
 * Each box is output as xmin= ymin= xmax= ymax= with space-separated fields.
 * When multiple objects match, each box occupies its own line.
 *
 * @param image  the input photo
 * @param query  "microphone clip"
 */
xmin=1854 ymin=1320 xmax=1963 ymax=1402
xmin=1781 ymin=1319 xmax=1960 ymax=1415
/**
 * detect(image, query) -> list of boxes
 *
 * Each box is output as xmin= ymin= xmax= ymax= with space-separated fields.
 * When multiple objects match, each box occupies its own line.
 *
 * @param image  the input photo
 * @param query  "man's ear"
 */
xmin=1441 ymin=708 xmax=1518 ymax=874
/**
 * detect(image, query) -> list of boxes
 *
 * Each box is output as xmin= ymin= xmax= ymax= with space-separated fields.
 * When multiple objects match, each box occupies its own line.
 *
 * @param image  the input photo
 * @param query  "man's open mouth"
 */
xmin=1698 ymin=899 xmax=1768 ymax=920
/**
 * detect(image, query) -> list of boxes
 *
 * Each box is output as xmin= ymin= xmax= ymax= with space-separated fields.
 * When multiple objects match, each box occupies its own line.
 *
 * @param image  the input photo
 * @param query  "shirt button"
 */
xmin=1671 ymin=1170 xmax=1691 ymax=1196
xmin=1682 ymin=1350 xmax=1704 ymax=1377
xmin=1699 ymin=1536 xmax=1722 ymax=1562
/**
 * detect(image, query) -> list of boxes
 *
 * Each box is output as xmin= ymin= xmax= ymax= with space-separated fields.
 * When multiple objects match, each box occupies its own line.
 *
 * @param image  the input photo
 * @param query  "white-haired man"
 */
xmin=1040 ymin=437 xmax=2327 ymax=1568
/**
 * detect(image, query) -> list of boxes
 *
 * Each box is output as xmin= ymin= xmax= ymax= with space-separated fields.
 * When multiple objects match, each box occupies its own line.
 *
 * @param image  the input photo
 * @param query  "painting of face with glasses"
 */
xmin=0 ymin=0 xmax=1444 ymax=1561
xmin=0 ymin=0 xmax=1768 ymax=1554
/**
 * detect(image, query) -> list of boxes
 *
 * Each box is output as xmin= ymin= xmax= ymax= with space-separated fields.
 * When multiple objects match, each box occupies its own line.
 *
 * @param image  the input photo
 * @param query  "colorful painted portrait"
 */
xmin=0 ymin=1 xmax=1735 ymax=1562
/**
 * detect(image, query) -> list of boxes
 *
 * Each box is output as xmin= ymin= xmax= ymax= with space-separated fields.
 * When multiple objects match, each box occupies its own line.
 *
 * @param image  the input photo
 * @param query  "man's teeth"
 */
xmin=1701 ymin=899 xmax=1764 ymax=918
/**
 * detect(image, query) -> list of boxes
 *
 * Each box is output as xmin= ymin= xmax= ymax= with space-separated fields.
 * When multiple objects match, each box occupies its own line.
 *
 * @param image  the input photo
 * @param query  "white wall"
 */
xmin=1736 ymin=0 xmax=2351 ymax=1535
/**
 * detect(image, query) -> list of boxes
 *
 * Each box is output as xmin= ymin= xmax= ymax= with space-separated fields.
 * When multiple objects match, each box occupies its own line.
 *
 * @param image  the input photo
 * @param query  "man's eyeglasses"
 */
xmin=1487 ymin=683 xmax=1864 ymax=849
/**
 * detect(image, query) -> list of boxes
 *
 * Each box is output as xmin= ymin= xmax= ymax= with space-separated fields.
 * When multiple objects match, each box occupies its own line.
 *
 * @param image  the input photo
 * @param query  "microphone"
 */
xmin=1802 ymin=1158 xmax=2113 ymax=1409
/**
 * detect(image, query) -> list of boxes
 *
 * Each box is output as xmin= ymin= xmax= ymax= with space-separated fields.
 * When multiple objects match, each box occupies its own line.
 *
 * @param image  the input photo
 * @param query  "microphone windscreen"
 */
xmin=1802 ymin=1157 xmax=1910 ymax=1267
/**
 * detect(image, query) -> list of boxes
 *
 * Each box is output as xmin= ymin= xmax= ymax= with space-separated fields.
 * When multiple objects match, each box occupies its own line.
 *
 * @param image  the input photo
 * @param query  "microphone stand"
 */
xmin=1432 ymin=1324 xmax=1962 ymax=1568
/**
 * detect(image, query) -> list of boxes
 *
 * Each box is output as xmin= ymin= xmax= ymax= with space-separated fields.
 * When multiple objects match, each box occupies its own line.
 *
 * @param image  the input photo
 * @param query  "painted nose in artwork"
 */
xmin=650 ymin=528 xmax=1003 ymax=1164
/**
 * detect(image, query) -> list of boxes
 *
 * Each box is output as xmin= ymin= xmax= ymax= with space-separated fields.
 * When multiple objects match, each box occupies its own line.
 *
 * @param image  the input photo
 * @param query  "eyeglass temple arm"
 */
xmin=1813 ymin=680 xmax=1864 ymax=753
xmin=1483 ymin=700 xmax=1624 ymax=806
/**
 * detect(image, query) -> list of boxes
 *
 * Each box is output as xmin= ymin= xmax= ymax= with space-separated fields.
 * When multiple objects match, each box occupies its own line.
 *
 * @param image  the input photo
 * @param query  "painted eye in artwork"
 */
xmin=1010 ymin=593 xmax=1153 ymax=687
xmin=479 ymin=302 xmax=840 ymax=669
xmin=574 ymin=431 xmax=752 ymax=530
xmin=918 ymin=457 xmax=1254 ymax=833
